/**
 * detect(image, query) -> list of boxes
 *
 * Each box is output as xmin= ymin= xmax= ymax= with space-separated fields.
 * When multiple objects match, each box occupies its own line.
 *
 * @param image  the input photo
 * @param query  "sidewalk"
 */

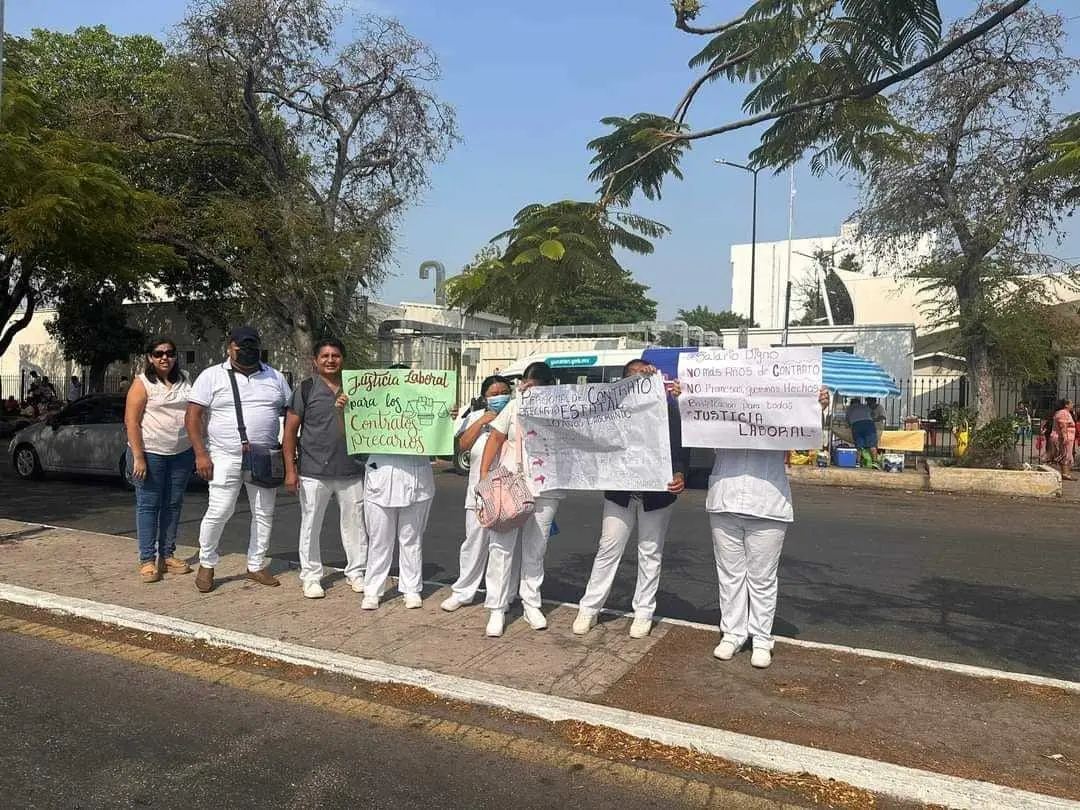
xmin=1 ymin=518 xmax=1077 ymax=808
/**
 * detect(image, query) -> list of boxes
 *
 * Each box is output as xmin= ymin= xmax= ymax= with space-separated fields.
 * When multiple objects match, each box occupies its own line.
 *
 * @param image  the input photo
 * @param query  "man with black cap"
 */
xmin=186 ymin=326 xmax=293 ymax=593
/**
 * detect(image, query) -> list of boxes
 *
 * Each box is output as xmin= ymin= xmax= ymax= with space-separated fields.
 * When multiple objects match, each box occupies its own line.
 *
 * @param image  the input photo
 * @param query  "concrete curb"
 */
xmin=926 ymin=460 xmax=1061 ymax=498
xmin=1 ymin=583 xmax=1076 ymax=810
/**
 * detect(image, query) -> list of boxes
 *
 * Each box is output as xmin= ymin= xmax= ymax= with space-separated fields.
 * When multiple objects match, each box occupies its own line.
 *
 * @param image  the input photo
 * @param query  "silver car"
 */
xmin=8 ymin=394 xmax=128 ymax=481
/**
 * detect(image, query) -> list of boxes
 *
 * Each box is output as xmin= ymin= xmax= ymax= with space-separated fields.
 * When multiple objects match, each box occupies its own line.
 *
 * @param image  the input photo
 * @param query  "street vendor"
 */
xmin=846 ymin=398 xmax=878 ymax=468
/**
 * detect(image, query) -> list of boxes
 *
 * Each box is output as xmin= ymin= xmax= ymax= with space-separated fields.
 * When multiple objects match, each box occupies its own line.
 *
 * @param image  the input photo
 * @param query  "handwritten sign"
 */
xmin=518 ymin=375 xmax=673 ymax=492
xmin=342 ymin=368 xmax=458 ymax=456
xmin=678 ymin=347 xmax=823 ymax=450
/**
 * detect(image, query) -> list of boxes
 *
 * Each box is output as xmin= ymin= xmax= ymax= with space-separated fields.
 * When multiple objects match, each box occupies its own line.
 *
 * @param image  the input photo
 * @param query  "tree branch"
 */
xmin=672 ymin=47 xmax=758 ymax=124
xmin=142 ymin=131 xmax=248 ymax=148
xmin=674 ymin=8 xmax=748 ymax=37
xmin=0 ymin=272 xmax=37 ymax=358
xmin=608 ymin=0 xmax=1032 ymax=187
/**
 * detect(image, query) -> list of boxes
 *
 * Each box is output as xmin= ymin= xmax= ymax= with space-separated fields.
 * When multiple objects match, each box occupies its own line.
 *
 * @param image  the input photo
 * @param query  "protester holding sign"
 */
xmin=440 ymin=375 xmax=520 ymax=612
xmin=347 ymin=364 xmax=459 ymax=610
xmin=283 ymin=339 xmax=368 ymax=600
xmin=675 ymin=348 xmax=828 ymax=669
xmin=572 ymin=360 xmax=691 ymax=640
xmin=478 ymin=362 xmax=562 ymax=638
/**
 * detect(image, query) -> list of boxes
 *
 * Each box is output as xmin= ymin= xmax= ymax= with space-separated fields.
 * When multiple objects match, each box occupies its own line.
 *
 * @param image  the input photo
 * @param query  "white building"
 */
xmin=729 ymin=220 xmax=937 ymax=330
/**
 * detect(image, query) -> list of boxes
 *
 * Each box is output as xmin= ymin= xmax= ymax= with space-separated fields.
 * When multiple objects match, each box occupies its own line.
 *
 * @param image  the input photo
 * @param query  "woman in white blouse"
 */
xmin=124 ymin=337 xmax=195 ymax=583
xmin=681 ymin=382 xmax=829 ymax=669
xmin=440 ymin=374 xmax=518 ymax=612
xmin=478 ymin=362 xmax=561 ymax=638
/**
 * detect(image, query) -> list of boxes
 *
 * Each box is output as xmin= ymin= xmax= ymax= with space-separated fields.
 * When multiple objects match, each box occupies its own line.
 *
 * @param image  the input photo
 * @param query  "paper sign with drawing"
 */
xmin=342 ymin=369 xmax=458 ymax=456
xmin=518 ymin=375 xmax=673 ymax=493
xmin=677 ymin=347 xmax=823 ymax=450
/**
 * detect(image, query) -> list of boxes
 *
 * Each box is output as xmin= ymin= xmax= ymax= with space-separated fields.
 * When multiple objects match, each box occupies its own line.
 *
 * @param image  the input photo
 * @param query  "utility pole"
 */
xmin=1 ymin=0 xmax=6 ymax=126
xmin=782 ymin=167 xmax=796 ymax=346
xmin=714 ymin=158 xmax=761 ymax=326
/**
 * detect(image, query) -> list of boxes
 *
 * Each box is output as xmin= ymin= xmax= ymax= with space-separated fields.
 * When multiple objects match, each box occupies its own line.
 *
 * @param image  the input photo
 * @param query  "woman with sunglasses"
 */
xmin=124 ymin=337 xmax=195 ymax=583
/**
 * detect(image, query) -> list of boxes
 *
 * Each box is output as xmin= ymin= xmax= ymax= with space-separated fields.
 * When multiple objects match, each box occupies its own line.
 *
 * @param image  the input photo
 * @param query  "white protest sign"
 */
xmin=678 ymin=347 xmax=823 ymax=450
xmin=518 ymin=375 xmax=673 ymax=493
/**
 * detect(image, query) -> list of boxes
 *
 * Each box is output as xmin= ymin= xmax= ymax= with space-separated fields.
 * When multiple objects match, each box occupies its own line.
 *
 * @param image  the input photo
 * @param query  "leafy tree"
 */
xmin=467 ymin=2 xmax=1030 ymax=323
xmin=446 ymin=201 xmax=667 ymax=327
xmin=0 ymin=72 xmax=171 ymax=359
xmin=16 ymin=3 xmax=456 ymax=362
xmin=792 ymin=249 xmax=854 ymax=326
xmin=46 ymin=284 xmax=145 ymax=392
xmin=856 ymin=4 xmax=1078 ymax=424
xmin=546 ymin=271 xmax=657 ymax=326
xmin=676 ymin=305 xmax=754 ymax=332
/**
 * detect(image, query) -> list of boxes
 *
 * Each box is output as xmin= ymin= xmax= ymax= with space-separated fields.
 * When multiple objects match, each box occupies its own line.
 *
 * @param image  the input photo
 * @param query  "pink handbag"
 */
xmin=476 ymin=418 xmax=535 ymax=531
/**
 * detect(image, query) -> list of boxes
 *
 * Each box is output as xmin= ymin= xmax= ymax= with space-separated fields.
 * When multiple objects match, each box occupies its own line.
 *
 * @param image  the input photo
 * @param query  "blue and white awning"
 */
xmin=821 ymin=351 xmax=900 ymax=398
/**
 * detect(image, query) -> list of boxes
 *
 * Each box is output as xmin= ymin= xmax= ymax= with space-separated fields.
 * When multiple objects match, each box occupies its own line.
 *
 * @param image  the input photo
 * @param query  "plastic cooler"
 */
xmin=833 ymin=447 xmax=858 ymax=468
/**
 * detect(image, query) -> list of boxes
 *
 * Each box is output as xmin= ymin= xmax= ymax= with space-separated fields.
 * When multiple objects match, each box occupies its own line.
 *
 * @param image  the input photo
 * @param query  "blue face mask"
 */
xmin=487 ymin=394 xmax=511 ymax=414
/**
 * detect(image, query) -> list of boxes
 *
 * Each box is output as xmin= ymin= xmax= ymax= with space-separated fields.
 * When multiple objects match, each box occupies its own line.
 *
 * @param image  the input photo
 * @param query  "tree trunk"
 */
xmin=966 ymin=340 xmax=997 ymax=426
xmin=88 ymin=363 xmax=108 ymax=394
xmin=290 ymin=323 xmax=314 ymax=378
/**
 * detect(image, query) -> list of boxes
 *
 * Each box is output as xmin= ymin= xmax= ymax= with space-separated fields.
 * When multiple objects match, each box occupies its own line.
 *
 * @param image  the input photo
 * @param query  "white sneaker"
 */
xmin=302 ymin=581 xmax=325 ymax=599
xmin=440 ymin=594 xmax=471 ymax=612
xmin=361 ymin=596 xmax=379 ymax=610
xmin=629 ymin=617 xmax=652 ymax=639
xmin=713 ymin=640 xmax=738 ymax=661
xmin=572 ymin=610 xmax=597 ymax=636
xmin=522 ymin=604 xmax=547 ymax=631
xmin=403 ymin=593 xmax=423 ymax=609
xmin=486 ymin=610 xmax=505 ymax=637
xmin=347 ymin=577 xmax=365 ymax=594
xmin=751 ymin=648 xmax=772 ymax=669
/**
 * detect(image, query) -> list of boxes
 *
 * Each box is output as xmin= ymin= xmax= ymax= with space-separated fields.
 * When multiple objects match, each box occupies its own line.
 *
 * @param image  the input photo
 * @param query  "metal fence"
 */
xmin=848 ymin=376 xmax=1073 ymax=462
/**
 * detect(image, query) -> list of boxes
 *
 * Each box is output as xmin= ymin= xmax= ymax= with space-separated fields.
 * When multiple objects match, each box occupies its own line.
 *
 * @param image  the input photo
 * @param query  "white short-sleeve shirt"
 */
xmin=188 ymin=361 xmax=292 ymax=456
xmin=705 ymin=449 xmax=793 ymax=523
xmin=457 ymin=410 xmax=492 ymax=510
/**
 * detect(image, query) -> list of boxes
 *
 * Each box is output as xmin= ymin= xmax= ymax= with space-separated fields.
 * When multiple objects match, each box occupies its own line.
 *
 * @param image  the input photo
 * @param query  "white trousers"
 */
xmin=297 ymin=475 xmax=368 ymax=586
xmin=579 ymin=499 xmax=672 ymax=619
xmin=709 ymin=513 xmax=787 ymax=650
xmin=197 ymin=451 xmax=277 ymax=572
xmin=451 ymin=510 xmax=520 ymax=601
xmin=484 ymin=498 xmax=559 ymax=611
xmin=363 ymin=499 xmax=432 ymax=597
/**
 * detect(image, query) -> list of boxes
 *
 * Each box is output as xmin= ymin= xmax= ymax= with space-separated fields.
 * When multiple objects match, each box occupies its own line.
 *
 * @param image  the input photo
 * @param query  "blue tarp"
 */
xmin=821 ymin=351 xmax=900 ymax=398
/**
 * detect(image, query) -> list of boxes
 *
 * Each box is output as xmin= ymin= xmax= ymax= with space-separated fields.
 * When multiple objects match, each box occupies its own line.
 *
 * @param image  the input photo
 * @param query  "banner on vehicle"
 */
xmin=677 ymin=347 xmax=823 ymax=450
xmin=342 ymin=369 xmax=458 ymax=456
xmin=518 ymin=375 xmax=673 ymax=492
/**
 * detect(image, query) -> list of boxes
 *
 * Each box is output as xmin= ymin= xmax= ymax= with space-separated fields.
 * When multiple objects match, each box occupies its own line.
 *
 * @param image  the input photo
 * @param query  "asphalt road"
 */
xmin=1 ymin=466 xmax=1077 ymax=680
xmin=0 ymin=631 xmax=717 ymax=810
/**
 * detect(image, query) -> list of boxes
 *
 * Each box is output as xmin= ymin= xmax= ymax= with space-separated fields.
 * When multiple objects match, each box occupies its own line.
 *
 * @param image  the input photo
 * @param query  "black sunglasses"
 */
xmin=151 ymin=350 xmax=177 ymax=359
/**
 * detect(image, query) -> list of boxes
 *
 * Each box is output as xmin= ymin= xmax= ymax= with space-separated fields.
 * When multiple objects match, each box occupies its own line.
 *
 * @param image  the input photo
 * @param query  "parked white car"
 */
xmin=8 ymin=394 xmax=129 ymax=481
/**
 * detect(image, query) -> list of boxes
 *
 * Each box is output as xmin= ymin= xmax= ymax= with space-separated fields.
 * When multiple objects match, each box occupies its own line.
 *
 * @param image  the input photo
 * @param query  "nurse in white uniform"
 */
xmin=361 ymin=363 xmax=454 ymax=610
xmin=478 ymin=362 xmax=562 ymax=638
xmin=440 ymin=375 xmax=519 ymax=612
xmin=682 ymin=382 xmax=829 ymax=669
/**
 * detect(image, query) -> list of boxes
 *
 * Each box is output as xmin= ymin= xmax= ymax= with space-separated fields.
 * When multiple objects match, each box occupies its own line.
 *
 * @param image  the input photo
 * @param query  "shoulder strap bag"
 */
xmin=475 ymin=416 xmax=535 ymax=531
xmin=228 ymin=368 xmax=285 ymax=488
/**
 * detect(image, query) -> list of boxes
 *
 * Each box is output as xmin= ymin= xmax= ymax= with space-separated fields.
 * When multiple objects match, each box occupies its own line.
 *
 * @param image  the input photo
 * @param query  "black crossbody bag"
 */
xmin=228 ymin=368 xmax=285 ymax=488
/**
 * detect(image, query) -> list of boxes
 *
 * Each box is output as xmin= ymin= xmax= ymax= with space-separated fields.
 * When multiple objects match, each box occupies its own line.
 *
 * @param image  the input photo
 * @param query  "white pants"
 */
xmin=364 ymin=499 xmax=432 ymax=597
xmin=484 ymin=498 xmax=559 ymax=611
xmin=197 ymin=452 xmax=277 ymax=572
xmin=297 ymin=476 xmax=368 ymax=586
xmin=579 ymin=499 xmax=672 ymax=619
xmin=451 ymin=510 xmax=520 ymax=601
xmin=709 ymin=513 xmax=787 ymax=650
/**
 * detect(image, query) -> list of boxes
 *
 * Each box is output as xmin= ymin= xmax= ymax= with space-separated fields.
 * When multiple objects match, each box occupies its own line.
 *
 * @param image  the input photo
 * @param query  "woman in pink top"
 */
xmin=1046 ymin=399 xmax=1076 ymax=481
xmin=124 ymin=337 xmax=195 ymax=582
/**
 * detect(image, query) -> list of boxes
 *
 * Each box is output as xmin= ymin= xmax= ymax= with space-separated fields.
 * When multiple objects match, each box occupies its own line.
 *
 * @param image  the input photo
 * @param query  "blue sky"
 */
xmin=12 ymin=0 xmax=1080 ymax=318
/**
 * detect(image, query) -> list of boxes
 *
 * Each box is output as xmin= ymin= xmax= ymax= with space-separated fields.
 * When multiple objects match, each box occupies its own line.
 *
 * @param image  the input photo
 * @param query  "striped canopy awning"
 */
xmin=821 ymin=351 xmax=901 ymax=398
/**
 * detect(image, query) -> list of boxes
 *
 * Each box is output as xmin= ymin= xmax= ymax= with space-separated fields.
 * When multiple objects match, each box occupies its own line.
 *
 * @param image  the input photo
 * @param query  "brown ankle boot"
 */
xmin=246 ymin=568 xmax=280 ymax=587
xmin=195 ymin=565 xmax=215 ymax=593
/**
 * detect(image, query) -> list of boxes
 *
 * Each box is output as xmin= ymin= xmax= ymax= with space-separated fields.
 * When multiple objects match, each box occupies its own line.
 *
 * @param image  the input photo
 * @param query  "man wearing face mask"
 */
xmin=186 ymin=327 xmax=293 ymax=593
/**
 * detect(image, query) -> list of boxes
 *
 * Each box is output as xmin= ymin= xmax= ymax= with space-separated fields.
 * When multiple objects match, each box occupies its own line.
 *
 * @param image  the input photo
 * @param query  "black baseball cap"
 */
xmin=229 ymin=326 xmax=261 ymax=345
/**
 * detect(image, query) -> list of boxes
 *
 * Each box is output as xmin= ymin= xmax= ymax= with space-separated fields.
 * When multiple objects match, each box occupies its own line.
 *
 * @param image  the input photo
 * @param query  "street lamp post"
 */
xmin=715 ymin=158 xmax=761 ymax=326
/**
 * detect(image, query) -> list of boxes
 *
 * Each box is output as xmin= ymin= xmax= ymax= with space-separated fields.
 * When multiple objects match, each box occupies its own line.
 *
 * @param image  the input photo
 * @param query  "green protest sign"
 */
xmin=342 ymin=369 xmax=458 ymax=456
